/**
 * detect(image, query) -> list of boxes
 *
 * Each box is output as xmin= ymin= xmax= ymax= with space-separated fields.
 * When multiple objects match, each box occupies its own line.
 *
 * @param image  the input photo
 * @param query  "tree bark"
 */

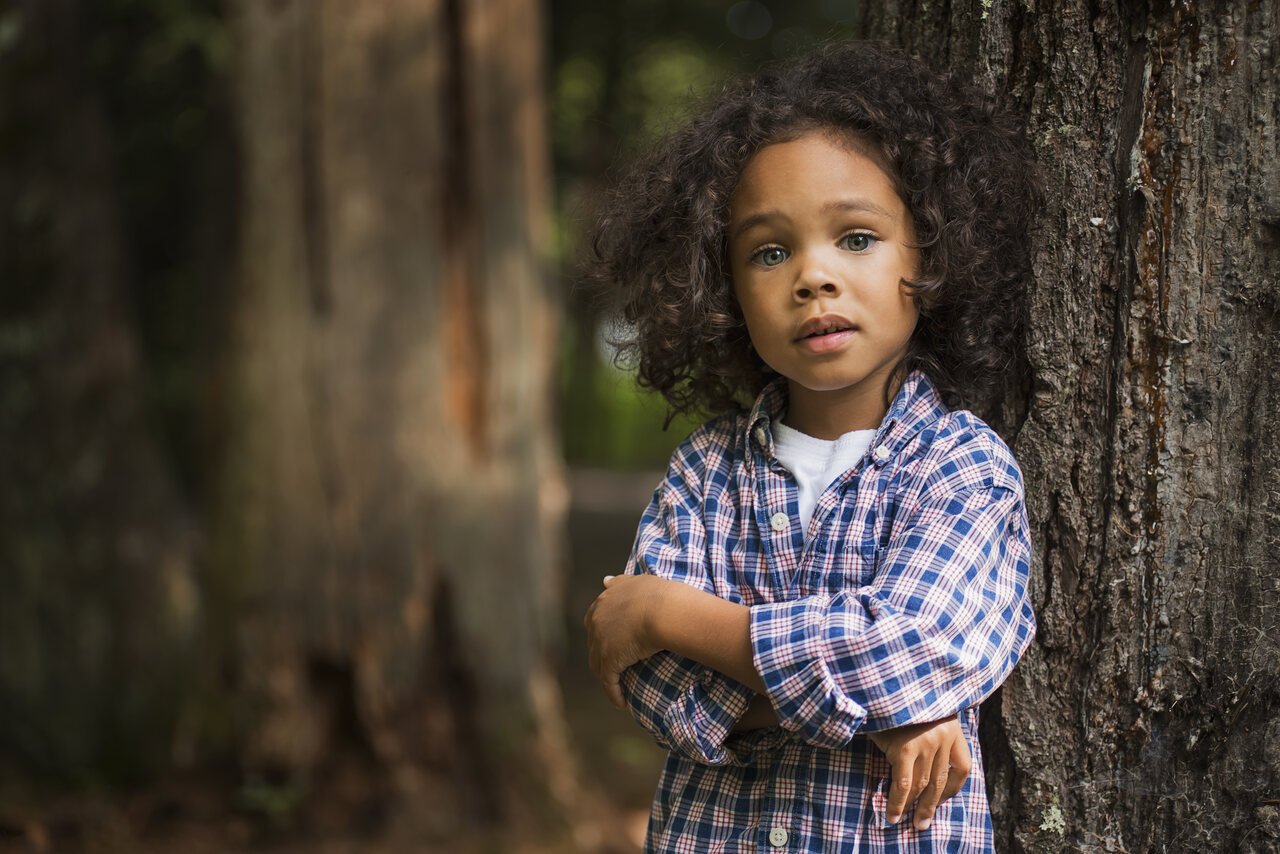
xmin=217 ymin=0 xmax=574 ymax=839
xmin=864 ymin=2 xmax=1280 ymax=850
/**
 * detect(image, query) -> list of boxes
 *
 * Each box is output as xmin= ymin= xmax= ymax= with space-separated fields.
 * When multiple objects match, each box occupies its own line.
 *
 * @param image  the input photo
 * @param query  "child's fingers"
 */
xmin=588 ymin=647 xmax=620 ymax=708
xmin=884 ymin=750 xmax=922 ymax=823
xmin=911 ymin=748 xmax=951 ymax=831
xmin=605 ymin=670 xmax=624 ymax=710
xmin=602 ymin=575 xmax=616 ymax=586
xmin=942 ymin=733 xmax=973 ymax=801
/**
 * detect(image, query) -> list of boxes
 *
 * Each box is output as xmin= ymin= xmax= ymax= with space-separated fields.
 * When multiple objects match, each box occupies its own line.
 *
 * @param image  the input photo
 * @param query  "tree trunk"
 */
xmin=217 ymin=0 xmax=574 ymax=839
xmin=864 ymin=2 xmax=1280 ymax=850
xmin=0 ymin=0 xmax=201 ymax=782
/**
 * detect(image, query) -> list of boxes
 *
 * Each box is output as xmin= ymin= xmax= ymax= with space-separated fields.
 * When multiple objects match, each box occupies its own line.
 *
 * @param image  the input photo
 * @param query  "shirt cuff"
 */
xmin=660 ymin=670 xmax=757 ymax=765
xmin=750 ymin=597 xmax=867 ymax=749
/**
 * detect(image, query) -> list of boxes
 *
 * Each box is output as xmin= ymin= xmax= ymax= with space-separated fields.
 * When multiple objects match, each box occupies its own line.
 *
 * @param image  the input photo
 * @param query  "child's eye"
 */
xmin=751 ymin=246 xmax=789 ymax=267
xmin=840 ymin=232 xmax=878 ymax=252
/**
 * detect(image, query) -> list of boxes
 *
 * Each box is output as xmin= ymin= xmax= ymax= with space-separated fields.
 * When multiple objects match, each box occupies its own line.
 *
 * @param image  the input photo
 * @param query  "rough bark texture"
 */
xmin=0 ymin=0 xmax=201 ymax=782
xmin=218 ymin=0 xmax=573 ymax=838
xmin=864 ymin=1 xmax=1280 ymax=850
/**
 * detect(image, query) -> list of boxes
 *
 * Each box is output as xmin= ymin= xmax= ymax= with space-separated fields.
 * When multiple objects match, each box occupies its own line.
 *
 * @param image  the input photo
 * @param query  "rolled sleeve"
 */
xmin=618 ymin=432 xmax=761 ymax=765
xmin=749 ymin=483 xmax=1036 ymax=744
xmin=621 ymin=653 xmax=756 ymax=765
xmin=750 ymin=597 xmax=868 ymax=748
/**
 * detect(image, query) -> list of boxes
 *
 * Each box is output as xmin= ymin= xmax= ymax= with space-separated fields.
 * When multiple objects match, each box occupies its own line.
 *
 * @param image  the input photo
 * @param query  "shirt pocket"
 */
xmin=814 ymin=537 xmax=864 ymax=594
xmin=868 ymin=543 xmax=892 ymax=584
xmin=839 ymin=536 xmax=883 ymax=588
xmin=862 ymin=498 xmax=899 ymax=585
xmin=821 ymin=501 xmax=884 ymax=592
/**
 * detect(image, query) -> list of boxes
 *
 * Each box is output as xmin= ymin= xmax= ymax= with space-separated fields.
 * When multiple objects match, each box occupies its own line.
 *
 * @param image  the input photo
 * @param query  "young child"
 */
xmin=583 ymin=40 xmax=1039 ymax=852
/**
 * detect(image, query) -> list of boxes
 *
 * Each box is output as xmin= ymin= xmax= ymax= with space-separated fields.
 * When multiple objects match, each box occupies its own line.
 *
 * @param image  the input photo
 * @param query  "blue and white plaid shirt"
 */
xmin=620 ymin=369 xmax=1036 ymax=853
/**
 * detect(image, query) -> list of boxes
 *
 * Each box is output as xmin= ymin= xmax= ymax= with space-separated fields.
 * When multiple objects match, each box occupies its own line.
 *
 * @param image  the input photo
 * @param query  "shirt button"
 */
xmin=768 ymin=827 xmax=789 ymax=848
xmin=770 ymin=512 xmax=789 ymax=532
xmin=873 ymin=444 xmax=891 ymax=463
xmin=753 ymin=424 xmax=769 ymax=448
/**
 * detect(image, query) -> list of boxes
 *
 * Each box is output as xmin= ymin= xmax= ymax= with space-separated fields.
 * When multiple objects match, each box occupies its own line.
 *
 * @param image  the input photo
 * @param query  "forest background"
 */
xmin=1 ymin=0 xmax=1277 ymax=852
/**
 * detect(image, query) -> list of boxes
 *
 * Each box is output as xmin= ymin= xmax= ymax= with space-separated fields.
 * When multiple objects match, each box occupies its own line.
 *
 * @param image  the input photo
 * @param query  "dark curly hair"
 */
xmin=586 ymin=39 xmax=1042 ymax=421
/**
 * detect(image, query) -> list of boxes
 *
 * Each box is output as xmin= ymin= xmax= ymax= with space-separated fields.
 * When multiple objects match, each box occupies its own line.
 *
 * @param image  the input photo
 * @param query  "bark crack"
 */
xmin=441 ymin=0 xmax=490 ymax=458
xmin=297 ymin=2 xmax=343 ymax=619
xmin=299 ymin=0 xmax=330 ymax=317
xmin=1077 ymin=12 xmax=1150 ymax=783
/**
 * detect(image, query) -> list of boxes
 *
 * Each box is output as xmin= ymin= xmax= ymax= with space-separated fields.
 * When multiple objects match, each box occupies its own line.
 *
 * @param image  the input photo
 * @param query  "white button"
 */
xmin=770 ymin=512 xmax=789 ymax=532
xmin=873 ymin=445 xmax=891 ymax=463
xmin=754 ymin=425 xmax=769 ymax=448
xmin=768 ymin=827 xmax=789 ymax=848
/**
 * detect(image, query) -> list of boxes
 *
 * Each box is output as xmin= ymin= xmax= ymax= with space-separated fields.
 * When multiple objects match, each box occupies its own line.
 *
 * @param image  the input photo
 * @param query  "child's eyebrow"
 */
xmin=822 ymin=198 xmax=895 ymax=219
xmin=731 ymin=198 xmax=895 ymax=240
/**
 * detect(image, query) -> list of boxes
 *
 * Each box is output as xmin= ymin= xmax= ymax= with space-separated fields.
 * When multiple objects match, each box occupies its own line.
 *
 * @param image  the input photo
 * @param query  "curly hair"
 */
xmin=587 ymin=39 xmax=1042 ymax=420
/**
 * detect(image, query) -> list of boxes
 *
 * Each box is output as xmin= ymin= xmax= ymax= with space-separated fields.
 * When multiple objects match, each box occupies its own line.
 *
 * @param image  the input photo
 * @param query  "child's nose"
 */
xmin=793 ymin=254 xmax=842 ymax=301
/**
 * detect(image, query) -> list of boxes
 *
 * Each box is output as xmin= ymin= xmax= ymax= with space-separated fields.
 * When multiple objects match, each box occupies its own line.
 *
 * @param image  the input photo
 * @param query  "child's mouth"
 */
xmin=803 ymin=325 xmax=855 ymax=339
xmin=797 ymin=326 xmax=858 ymax=353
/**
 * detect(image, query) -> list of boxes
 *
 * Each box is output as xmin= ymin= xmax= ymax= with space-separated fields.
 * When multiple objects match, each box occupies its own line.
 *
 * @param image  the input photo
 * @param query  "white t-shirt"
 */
xmin=772 ymin=419 xmax=876 ymax=542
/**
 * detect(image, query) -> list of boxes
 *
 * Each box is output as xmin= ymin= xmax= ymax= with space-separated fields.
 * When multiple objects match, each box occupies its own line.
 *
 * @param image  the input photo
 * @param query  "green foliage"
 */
xmin=617 ymin=40 xmax=734 ymax=147
xmin=551 ymin=55 xmax=606 ymax=161
xmin=0 ymin=0 xmax=211 ymax=791
xmin=559 ymin=325 xmax=702 ymax=470
xmin=609 ymin=733 xmax=658 ymax=769
xmin=237 ymin=776 xmax=309 ymax=829
xmin=85 ymin=0 xmax=234 ymax=505
xmin=548 ymin=0 xmax=858 ymax=470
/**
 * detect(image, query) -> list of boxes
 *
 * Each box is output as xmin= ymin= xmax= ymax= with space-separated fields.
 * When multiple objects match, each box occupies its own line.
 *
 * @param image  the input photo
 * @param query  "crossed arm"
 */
xmin=584 ymin=573 xmax=973 ymax=829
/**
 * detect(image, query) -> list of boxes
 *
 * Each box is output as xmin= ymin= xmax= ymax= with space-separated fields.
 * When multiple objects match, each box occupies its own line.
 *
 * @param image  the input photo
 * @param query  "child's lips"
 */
xmin=795 ymin=313 xmax=857 ymax=340
xmin=797 ymin=327 xmax=858 ymax=354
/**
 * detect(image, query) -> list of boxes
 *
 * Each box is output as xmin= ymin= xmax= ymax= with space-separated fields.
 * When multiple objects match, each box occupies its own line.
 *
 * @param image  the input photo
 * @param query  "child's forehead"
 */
xmin=727 ymin=131 xmax=906 ymax=223
xmin=728 ymin=127 xmax=900 ymax=195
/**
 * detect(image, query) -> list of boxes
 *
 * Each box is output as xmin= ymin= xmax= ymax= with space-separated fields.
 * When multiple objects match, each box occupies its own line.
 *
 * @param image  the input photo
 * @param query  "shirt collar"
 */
xmin=744 ymin=369 xmax=949 ymax=467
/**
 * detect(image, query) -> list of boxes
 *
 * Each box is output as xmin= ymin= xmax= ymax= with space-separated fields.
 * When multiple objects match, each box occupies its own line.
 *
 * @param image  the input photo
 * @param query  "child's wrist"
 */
xmin=647 ymin=577 xmax=702 ymax=652
xmin=643 ymin=578 xmax=676 ymax=651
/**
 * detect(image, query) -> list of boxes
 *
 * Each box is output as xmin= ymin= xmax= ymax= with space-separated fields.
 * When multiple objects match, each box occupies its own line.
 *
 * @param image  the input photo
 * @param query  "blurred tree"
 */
xmin=0 ymin=0 xmax=201 ymax=783
xmin=863 ymin=4 xmax=1280 ymax=851
xmin=214 ymin=0 xmax=576 ymax=841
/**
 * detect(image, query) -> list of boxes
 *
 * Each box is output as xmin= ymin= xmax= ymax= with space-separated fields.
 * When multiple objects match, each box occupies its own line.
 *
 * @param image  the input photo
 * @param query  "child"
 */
xmin=583 ymin=40 xmax=1040 ymax=852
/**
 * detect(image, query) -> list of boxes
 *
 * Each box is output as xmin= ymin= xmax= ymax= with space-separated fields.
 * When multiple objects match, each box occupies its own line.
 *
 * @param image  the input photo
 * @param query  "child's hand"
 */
xmin=867 ymin=715 xmax=972 ymax=831
xmin=583 ymin=574 xmax=670 ymax=710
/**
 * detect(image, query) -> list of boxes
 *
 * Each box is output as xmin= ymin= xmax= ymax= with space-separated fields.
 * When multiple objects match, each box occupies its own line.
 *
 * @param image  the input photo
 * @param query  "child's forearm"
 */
xmin=733 ymin=693 xmax=779 ymax=731
xmin=650 ymin=582 xmax=769 ymax=694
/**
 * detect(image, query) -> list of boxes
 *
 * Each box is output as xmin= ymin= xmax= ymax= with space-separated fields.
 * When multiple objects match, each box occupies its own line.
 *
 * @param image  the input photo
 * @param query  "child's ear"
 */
xmin=904 ymin=279 xmax=936 ymax=317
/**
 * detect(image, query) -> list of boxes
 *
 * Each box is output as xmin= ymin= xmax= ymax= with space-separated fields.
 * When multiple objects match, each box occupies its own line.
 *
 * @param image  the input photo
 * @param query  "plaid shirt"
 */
xmin=620 ymin=369 xmax=1036 ymax=853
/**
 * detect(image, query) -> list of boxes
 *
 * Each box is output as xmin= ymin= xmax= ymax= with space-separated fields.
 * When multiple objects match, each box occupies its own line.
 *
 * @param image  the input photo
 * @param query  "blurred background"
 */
xmin=0 ymin=0 xmax=863 ymax=851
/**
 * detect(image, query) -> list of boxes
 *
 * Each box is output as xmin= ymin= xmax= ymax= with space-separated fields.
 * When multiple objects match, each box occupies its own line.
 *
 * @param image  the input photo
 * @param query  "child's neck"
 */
xmin=783 ymin=379 xmax=895 ymax=440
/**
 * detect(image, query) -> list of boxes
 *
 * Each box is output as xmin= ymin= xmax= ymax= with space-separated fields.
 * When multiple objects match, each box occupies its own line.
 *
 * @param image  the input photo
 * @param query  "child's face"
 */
xmin=728 ymin=131 xmax=921 ymax=423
